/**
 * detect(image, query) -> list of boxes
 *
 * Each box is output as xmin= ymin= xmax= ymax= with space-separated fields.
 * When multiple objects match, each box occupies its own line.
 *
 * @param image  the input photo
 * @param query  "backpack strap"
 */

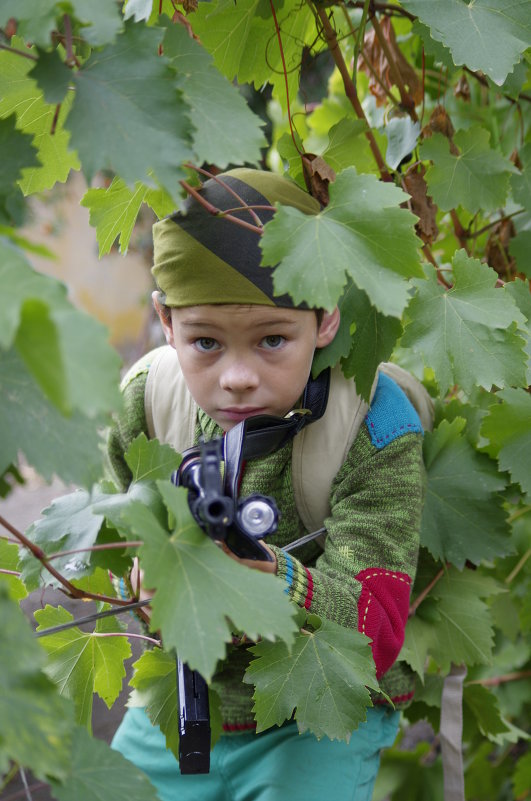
xmin=293 ymin=362 xmax=434 ymax=537
xmin=144 ymin=345 xmax=198 ymax=453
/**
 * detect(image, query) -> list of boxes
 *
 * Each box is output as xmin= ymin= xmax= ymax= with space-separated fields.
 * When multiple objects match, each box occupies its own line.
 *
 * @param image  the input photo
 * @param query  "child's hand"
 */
xmin=218 ymin=541 xmax=277 ymax=574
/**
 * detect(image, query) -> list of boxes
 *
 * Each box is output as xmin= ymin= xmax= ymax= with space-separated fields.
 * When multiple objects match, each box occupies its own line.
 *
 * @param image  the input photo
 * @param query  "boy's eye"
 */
xmin=194 ymin=337 xmax=219 ymax=352
xmin=261 ymin=335 xmax=285 ymax=349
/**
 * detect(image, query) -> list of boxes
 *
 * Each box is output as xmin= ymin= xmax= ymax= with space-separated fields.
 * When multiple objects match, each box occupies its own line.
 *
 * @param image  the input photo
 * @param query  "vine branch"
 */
xmin=409 ymin=565 xmax=447 ymax=616
xmin=0 ymin=43 xmax=38 ymax=61
xmin=314 ymin=5 xmax=392 ymax=181
xmin=369 ymin=11 xmax=418 ymax=119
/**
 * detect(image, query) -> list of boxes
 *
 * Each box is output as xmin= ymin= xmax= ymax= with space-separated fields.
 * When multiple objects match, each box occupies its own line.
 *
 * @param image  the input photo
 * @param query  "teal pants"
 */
xmin=112 ymin=706 xmax=400 ymax=801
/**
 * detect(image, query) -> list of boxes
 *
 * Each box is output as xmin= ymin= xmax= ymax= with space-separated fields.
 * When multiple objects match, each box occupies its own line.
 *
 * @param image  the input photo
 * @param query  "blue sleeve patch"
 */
xmin=365 ymin=372 xmax=423 ymax=449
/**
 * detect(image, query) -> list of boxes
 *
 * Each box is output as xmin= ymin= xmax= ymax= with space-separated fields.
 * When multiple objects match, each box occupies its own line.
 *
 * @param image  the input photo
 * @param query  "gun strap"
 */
xmin=223 ymin=368 xmax=330 ymax=501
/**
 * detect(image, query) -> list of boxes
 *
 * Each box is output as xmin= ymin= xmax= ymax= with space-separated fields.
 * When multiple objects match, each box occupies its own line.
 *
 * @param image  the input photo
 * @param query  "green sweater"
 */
xmin=106 ymin=366 xmax=425 ymax=731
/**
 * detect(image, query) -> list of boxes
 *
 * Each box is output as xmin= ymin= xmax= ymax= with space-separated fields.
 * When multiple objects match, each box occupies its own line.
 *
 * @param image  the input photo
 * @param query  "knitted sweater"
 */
xmin=106 ymin=365 xmax=425 ymax=732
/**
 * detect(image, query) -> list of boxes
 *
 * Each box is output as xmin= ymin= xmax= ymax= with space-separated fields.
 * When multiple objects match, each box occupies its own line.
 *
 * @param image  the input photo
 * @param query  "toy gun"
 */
xmin=171 ymin=434 xmax=279 ymax=774
xmin=170 ymin=369 xmax=331 ymax=774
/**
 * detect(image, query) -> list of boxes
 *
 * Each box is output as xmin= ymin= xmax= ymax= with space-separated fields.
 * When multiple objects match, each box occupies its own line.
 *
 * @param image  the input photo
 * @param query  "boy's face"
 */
xmin=156 ymin=302 xmax=339 ymax=431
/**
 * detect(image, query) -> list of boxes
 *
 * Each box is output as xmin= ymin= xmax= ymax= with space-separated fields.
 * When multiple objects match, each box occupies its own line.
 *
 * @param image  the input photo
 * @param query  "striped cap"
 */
xmin=152 ymin=168 xmax=319 ymax=308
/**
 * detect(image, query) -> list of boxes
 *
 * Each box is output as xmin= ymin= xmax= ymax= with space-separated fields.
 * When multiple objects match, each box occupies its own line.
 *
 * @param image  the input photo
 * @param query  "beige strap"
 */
xmin=440 ymin=663 xmax=467 ymax=801
xmin=379 ymin=362 xmax=435 ymax=433
xmin=292 ymin=365 xmax=379 ymax=535
xmin=145 ymin=345 xmax=197 ymax=453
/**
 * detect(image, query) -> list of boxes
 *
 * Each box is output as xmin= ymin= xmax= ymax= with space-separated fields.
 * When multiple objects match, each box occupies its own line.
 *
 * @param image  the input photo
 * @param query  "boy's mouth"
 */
xmin=219 ymin=406 xmax=267 ymax=422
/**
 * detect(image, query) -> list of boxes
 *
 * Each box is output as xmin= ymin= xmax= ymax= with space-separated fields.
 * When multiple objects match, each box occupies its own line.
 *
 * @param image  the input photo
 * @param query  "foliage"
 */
xmin=0 ymin=1 xmax=530 ymax=798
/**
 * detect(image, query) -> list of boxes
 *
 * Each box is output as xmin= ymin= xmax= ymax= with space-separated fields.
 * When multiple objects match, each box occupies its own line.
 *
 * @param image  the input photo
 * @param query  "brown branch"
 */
xmin=422 ymin=244 xmax=453 ymax=289
xmin=348 ymin=1 xmax=416 ymax=22
xmin=450 ymin=209 xmax=469 ymax=251
xmin=315 ymin=5 xmax=392 ymax=181
xmin=369 ymin=12 xmax=418 ymax=120
xmin=1 ymin=782 xmax=48 ymax=801
xmin=464 ymin=209 xmax=525 ymax=240
xmin=62 ymin=14 xmax=79 ymax=67
xmin=466 ymin=670 xmax=531 ymax=688
xmin=409 ymin=565 xmax=447 ymax=616
xmin=0 ymin=42 xmax=38 ymax=61
xmin=180 ymin=180 xmax=264 ymax=234
xmin=0 ymin=514 xmax=135 ymax=607
xmin=47 ymin=541 xmax=142 ymax=561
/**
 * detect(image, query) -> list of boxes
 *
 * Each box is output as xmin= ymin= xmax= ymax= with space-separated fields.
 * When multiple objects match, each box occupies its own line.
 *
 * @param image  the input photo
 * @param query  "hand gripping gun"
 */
xmin=171 ymin=435 xmax=279 ymax=774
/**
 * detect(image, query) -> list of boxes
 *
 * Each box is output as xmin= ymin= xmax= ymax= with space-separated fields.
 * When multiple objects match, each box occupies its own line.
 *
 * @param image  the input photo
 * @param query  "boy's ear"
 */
xmin=152 ymin=290 xmax=175 ymax=348
xmin=316 ymin=307 xmax=340 ymax=348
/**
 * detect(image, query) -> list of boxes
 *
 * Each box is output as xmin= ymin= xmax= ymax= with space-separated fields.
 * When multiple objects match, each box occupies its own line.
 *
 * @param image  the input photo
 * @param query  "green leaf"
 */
xmin=1 ymin=240 xmax=122 ymax=416
xmin=0 ymin=2 xmax=59 ymax=48
xmin=403 ymin=568 xmax=500 ymax=674
xmin=81 ymin=178 xmax=148 ymax=257
xmin=511 ymin=141 xmax=531 ymax=211
xmin=128 ymin=648 xmax=180 ymax=759
xmin=164 ymin=23 xmax=267 ymax=168
xmin=124 ymin=432 xmax=182 ymax=483
xmin=0 ymin=40 xmax=80 ymax=193
xmin=0 ymin=538 xmax=27 ymax=601
xmin=321 ymin=119 xmax=371 ymax=174
xmin=67 ymin=21 xmax=193 ymax=197
xmin=509 ymin=229 xmax=531 ymax=278
xmin=401 ymin=0 xmax=531 ymax=85
xmin=0 ymin=347 xmax=106 ymax=488
xmin=261 ymin=168 xmax=422 ymax=316
xmin=0 ymin=115 xmax=40 ymax=193
xmin=421 ymin=128 xmax=517 ymax=213
xmin=192 ymin=0 xmax=314 ymax=113
xmin=48 ymin=724 xmax=160 ymax=801
xmin=20 ymin=488 xmax=105 ymax=583
xmin=463 ymin=684 xmax=511 ymax=739
xmin=421 ymin=419 xmax=512 ymax=568
xmin=505 ymin=278 xmax=531 ymax=382
xmin=514 ymin=749 xmax=531 ymax=797
xmin=481 ymin=388 xmax=531 ymax=495
xmin=245 ymin=615 xmax=379 ymax=740
xmin=68 ymin=0 xmax=124 ymax=46
xmin=402 ymin=252 xmax=527 ymax=395
xmin=0 ymin=585 xmax=74 ymax=782
xmin=29 ymin=48 xmax=72 ymax=104
xmin=385 ymin=117 xmax=420 ymax=171
xmin=35 ymin=604 xmax=131 ymax=729
xmin=120 ymin=481 xmax=297 ymax=680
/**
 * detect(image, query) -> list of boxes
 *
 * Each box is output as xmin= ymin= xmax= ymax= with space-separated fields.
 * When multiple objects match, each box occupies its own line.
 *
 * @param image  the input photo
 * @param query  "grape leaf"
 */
xmin=421 ymin=128 xmax=517 ymax=213
xmin=0 ymin=585 xmax=75 ymax=782
xmin=0 ymin=347 xmax=106 ymax=488
xmin=463 ymin=684 xmax=511 ymax=739
xmin=385 ymin=117 xmax=420 ymax=170
xmin=313 ymin=283 xmax=402 ymax=399
xmin=514 ymin=750 xmax=531 ymax=797
xmin=260 ymin=168 xmax=422 ymax=316
xmin=0 ymin=115 xmax=40 ymax=193
xmin=68 ymin=0 xmax=124 ymax=46
xmin=321 ymin=119 xmax=373 ymax=175
xmin=1 ymin=240 xmax=122 ymax=416
xmin=505 ymin=279 xmax=531 ymax=381
xmin=245 ymin=615 xmax=379 ymax=741
xmin=124 ymin=0 xmax=156 ymax=22
xmin=128 ymin=648 xmax=180 ymax=758
xmin=35 ymin=604 xmax=131 ymax=729
xmin=401 ymin=0 xmax=531 ymax=85
xmin=164 ymin=23 xmax=267 ymax=168
xmin=192 ymin=0 xmax=314 ymax=113
xmin=403 ymin=568 xmax=500 ymax=674
xmin=29 ymin=49 xmax=72 ymax=104
xmin=119 ymin=481 xmax=297 ymax=680
xmin=67 ymin=21 xmax=193 ymax=198
xmin=511 ymin=141 xmax=531 ymax=211
xmin=0 ymin=538 xmax=27 ymax=601
xmin=48 ymin=724 xmax=160 ymax=801
xmin=81 ymin=179 xmax=149 ymax=257
xmin=480 ymin=388 xmax=531 ymax=495
xmin=421 ymin=419 xmax=512 ymax=568
xmin=402 ymin=251 xmax=527 ymax=395
xmin=0 ymin=1 xmax=59 ymax=48
xmin=0 ymin=40 xmax=80 ymax=193
xmin=124 ymin=432 xmax=182 ymax=483
xmin=509 ymin=229 xmax=531 ymax=278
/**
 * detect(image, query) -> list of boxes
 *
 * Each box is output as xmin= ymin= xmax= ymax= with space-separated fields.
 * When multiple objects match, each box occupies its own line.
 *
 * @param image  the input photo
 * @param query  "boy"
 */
xmin=109 ymin=168 xmax=425 ymax=801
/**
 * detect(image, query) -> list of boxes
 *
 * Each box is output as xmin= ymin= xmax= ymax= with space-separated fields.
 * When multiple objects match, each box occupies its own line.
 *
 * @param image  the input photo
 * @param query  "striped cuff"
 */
xmin=273 ymin=548 xmax=314 ymax=610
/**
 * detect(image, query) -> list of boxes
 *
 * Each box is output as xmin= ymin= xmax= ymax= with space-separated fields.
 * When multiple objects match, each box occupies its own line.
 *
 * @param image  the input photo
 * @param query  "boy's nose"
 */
xmin=219 ymin=359 xmax=259 ymax=393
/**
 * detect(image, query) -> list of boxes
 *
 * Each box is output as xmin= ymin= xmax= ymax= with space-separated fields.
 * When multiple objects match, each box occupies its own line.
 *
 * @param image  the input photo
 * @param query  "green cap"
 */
xmin=152 ymin=168 xmax=319 ymax=308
